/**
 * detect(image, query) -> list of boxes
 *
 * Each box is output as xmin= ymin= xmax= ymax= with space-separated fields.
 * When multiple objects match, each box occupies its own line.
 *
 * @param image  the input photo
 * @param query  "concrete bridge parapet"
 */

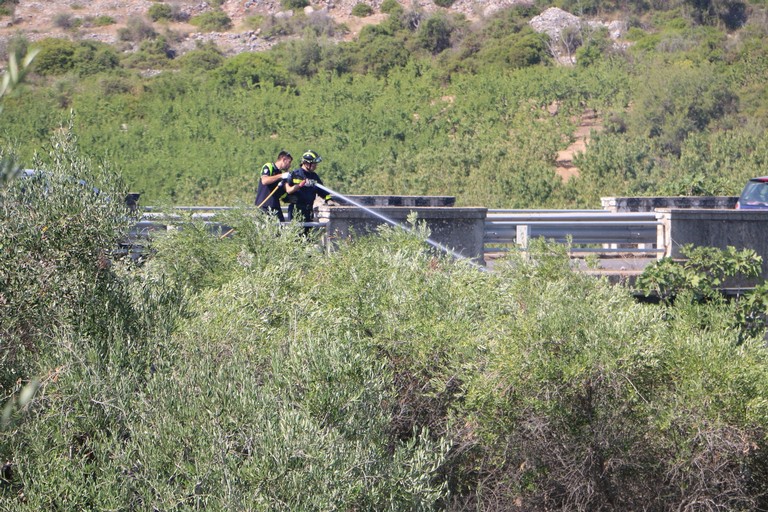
xmin=316 ymin=204 xmax=488 ymax=265
xmin=338 ymin=195 xmax=456 ymax=207
xmin=656 ymin=208 xmax=768 ymax=283
xmin=602 ymin=196 xmax=738 ymax=212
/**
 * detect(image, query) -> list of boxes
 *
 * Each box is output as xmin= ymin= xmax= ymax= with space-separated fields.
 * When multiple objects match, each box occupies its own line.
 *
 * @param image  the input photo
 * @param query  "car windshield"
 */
xmin=739 ymin=180 xmax=768 ymax=206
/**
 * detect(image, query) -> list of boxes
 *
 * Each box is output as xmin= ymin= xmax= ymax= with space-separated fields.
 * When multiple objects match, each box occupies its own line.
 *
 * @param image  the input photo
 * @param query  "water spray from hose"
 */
xmin=316 ymin=183 xmax=486 ymax=271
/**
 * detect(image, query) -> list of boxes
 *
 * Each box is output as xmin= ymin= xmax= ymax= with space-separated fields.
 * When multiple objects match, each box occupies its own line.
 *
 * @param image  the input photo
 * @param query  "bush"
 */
xmin=97 ymin=75 xmax=136 ymax=95
xmin=305 ymin=11 xmax=343 ymax=37
xmin=244 ymin=14 xmax=264 ymax=29
xmin=354 ymin=32 xmax=410 ymax=76
xmin=189 ymin=9 xmax=232 ymax=31
xmin=380 ymin=0 xmax=403 ymax=14
xmin=147 ymin=2 xmax=173 ymax=22
xmin=32 ymin=38 xmax=77 ymax=75
xmin=117 ymin=15 xmax=157 ymax=42
xmin=213 ymin=51 xmax=293 ymax=88
xmin=52 ymin=12 xmax=76 ymax=29
xmin=176 ymin=43 xmax=224 ymax=72
xmin=72 ymin=41 xmax=120 ymax=76
xmin=281 ymin=0 xmax=309 ymax=9
xmin=415 ymin=15 xmax=454 ymax=54
xmin=0 ymin=123 xmax=134 ymax=393
xmin=351 ymin=3 xmax=374 ymax=17
xmin=92 ymin=14 xmax=115 ymax=26
xmin=122 ymin=36 xmax=175 ymax=69
xmin=627 ymin=59 xmax=738 ymax=155
xmin=433 ymin=0 xmax=454 ymax=7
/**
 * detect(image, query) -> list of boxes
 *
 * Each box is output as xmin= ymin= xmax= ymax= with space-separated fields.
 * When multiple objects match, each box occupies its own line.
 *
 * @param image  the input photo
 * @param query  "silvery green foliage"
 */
xmin=0 ymin=49 xmax=37 ymax=190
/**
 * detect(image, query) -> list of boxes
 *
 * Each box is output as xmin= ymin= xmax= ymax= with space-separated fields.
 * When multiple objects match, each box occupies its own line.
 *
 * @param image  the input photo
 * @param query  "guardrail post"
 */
xmin=656 ymin=210 xmax=671 ymax=258
xmin=516 ymin=224 xmax=530 ymax=250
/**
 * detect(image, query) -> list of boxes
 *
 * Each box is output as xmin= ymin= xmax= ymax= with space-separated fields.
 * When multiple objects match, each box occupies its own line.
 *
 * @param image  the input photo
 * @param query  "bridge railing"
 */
xmin=123 ymin=206 xmax=667 ymax=261
xmin=484 ymin=210 xmax=665 ymax=256
xmin=120 ymin=206 xmax=323 ymax=258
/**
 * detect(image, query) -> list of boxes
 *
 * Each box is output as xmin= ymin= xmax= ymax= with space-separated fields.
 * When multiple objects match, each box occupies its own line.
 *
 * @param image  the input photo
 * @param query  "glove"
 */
xmin=281 ymin=172 xmax=290 ymax=180
xmin=325 ymin=199 xmax=338 ymax=206
xmin=304 ymin=179 xmax=317 ymax=187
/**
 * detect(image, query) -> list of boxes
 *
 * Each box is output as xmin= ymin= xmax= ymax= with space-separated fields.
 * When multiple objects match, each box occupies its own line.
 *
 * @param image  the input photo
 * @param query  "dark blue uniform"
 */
xmin=255 ymin=162 xmax=286 ymax=222
xmin=285 ymin=167 xmax=331 ymax=222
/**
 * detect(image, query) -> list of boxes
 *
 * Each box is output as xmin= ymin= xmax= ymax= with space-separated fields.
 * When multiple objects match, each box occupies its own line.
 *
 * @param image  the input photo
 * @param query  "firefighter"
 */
xmin=255 ymin=150 xmax=292 ymax=222
xmin=284 ymin=150 xmax=336 ymax=223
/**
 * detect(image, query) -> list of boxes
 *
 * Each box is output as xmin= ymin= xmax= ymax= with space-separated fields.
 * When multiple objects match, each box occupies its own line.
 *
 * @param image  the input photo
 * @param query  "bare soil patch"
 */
xmin=555 ymin=108 xmax=602 ymax=182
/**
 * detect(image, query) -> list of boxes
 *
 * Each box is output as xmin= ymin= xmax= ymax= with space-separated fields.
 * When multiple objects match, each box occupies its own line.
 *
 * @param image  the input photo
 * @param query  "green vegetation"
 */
xmin=282 ymin=0 xmax=309 ymax=9
xmin=1 ymin=2 xmax=768 ymax=209
xmin=147 ymin=2 xmax=173 ymax=22
xmin=351 ymin=2 xmax=375 ymax=17
xmin=91 ymin=14 xmax=115 ymax=26
xmin=190 ymin=9 xmax=232 ymax=32
xmin=116 ymin=15 xmax=157 ymax=42
xmin=4 ymin=3 xmax=768 ymax=509
xmin=2 ymin=143 xmax=768 ymax=508
xmin=380 ymin=0 xmax=403 ymax=14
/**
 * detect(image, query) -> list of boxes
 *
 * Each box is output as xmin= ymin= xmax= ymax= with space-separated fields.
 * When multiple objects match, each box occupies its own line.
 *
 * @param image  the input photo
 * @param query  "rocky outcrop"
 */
xmin=529 ymin=7 xmax=627 ymax=64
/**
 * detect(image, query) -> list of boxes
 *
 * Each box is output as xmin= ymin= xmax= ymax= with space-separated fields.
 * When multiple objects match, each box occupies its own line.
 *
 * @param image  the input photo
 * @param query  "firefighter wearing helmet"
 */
xmin=284 ymin=150 xmax=336 ymax=223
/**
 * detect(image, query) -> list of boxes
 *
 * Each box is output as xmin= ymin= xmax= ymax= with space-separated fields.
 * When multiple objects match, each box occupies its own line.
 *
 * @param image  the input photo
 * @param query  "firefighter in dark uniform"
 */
xmin=255 ymin=150 xmax=292 ymax=222
xmin=284 ymin=150 xmax=336 ymax=223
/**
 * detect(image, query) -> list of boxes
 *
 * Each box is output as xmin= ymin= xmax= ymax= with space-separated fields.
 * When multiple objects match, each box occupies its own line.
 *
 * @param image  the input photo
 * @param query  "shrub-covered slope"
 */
xmin=3 ymin=2 xmax=768 ymax=207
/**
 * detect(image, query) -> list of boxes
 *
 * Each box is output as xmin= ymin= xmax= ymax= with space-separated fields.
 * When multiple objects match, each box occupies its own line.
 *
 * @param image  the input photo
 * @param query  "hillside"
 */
xmin=0 ymin=0 xmax=523 ymax=57
xmin=1 ymin=0 xmax=766 ymax=208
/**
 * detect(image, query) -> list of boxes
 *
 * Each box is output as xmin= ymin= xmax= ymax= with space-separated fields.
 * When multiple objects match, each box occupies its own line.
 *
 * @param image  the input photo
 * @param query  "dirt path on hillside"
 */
xmin=555 ymin=109 xmax=602 ymax=182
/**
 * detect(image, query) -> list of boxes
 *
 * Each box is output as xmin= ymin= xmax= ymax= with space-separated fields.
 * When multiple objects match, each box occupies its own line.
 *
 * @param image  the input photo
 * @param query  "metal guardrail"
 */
xmin=119 ymin=207 xmax=324 ymax=258
xmin=484 ymin=210 xmax=664 ymax=255
xmin=121 ymin=207 xmax=666 ymax=260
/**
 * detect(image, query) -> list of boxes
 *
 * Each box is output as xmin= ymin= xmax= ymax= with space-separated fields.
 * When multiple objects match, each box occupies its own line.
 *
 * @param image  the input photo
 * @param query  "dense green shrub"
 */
xmin=257 ymin=13 xmax=298 ymax=37
xmin=91 ymin=14 xmax=115 ymax=26
xmin=147 ymin=2 xmax=173 ymax=21
xmin=31 ymin=39 xmax=120 ymax=77
xmin=380 ymin=0 xmax=403 ymax=14
xmin=96 ymin=74 xmax=136 ymax=95
xmin=213 ymin=51 xmax=294 ymax=88
xmin=190 ymin=9 xmax=232 ymax=31
xmin=281 ymin=0 xmax=309 ymax=9
xmin=121 ymin=36 xmax=174 ymax=69
xmin=31 ymin=38 xmax=76 ymax=75
xmin=627 ymin=59 xmax=738 ymax=155
xmin=0 ymin=124 xmax=133 ymax=392
xmin=72 ymin=41 xmax=120 ymax=76
xmin=354 ymin=24 xmax=411 ymax=75
xmin=244 ymin=13 xmax=264 ymax=29
xmin=415 ymin=15 xmax=454 ymax=54
xmin=175 ymin=43 xmax=224 ymax=71
xmin=351 ymin=2 xmax=374 ymax=16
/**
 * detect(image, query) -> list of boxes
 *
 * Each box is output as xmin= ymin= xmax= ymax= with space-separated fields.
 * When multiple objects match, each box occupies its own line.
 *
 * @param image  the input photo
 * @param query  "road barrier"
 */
xmin=484 ymin=210 xmax=664 ymax=255
xmin=121 ymin=206 xmax=667 ymax=263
